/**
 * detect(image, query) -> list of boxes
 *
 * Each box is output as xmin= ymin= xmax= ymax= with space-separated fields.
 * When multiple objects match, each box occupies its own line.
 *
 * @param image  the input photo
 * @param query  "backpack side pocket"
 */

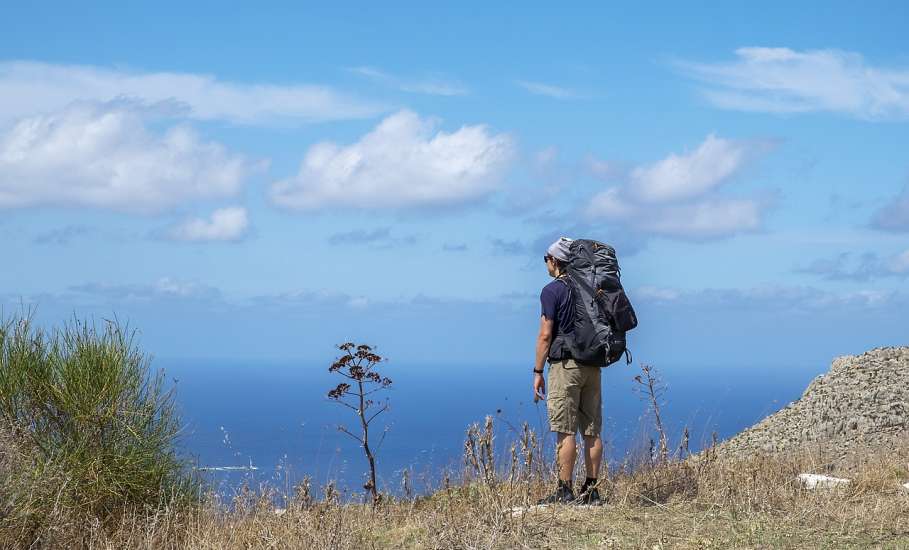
xmin=596 ymin=289 xmax=638 ymax=332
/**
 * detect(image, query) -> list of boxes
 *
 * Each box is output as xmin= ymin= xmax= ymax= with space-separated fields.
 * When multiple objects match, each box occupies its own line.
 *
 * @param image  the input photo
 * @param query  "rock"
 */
xmin=798 ymin=473 xmax=851 ymax=489
xmin=505 ymin=503 xmax=599 ymax=517
xmin=505 ymin=504 xmax=549 ymax=517
xmin=718 ymin=347 xmax=909 ymax=463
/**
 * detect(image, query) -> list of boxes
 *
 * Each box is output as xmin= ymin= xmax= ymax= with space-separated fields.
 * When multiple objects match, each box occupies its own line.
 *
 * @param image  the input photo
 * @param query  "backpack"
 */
xmin=549 ymin=239 xmax=638 ymax=367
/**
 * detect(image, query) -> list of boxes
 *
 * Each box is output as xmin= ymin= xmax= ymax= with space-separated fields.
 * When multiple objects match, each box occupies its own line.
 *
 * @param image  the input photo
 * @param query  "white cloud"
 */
xmin=250 ymin=289 xmax=381 ymax=311
xmin=152 ymin=277 xmax=217 ymax=298
xmin=678 ymin=47 xmax=909 ymax=120
xmin=348 ymin=66 xmax=468 ymax=96
xmin=871 ymin=185 xmax=909 ymax=232
xmin=583 ymin=155 xmax=622 ymax=182
xmin=636 ymin=284 xmax=905 ymax=311
xmin=585 ymin=134 xmax=770 ymax=239
xmin=633 ymin=286 xmax=681 ymax=302
xmin=797 ymin=250 xmax=909 ymax=281
xmin=0 ymin=60 xmax=383 ymax=125
xmin=346 ymin=296 xmax=370 ymax=309
xmin=33 ymin=224 xmax=94 ymax=245
xmin=0 ymin=103 xmax=251 ymax=212
xmin=587 ymin=191 xmax=762 ymax=238
xmin=169 ymin=207 xmax=249 ymax=242
xmin=269 ymin=110 xmax=514 ymax=210
xmin=69 ymin=277 xmax=221 ymax=302
xmin=629 ymin=134 xmax=750 ymax=203
xmin=516 ymin=80 xmax=588 ymax=100
xmin=637 ymin=199 xmax=762 ymax=238
xmin=888 ymin=249 xmax=909 ymax=274
xmin=532 ymin=146 xmax=559 ymax=171
xmin=327 ymin=227 xmax=418 ymax=248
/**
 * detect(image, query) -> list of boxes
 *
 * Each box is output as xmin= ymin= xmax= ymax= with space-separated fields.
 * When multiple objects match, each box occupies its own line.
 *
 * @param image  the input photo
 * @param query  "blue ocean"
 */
xmin=161 ymin=358 xmax=819 ymax=496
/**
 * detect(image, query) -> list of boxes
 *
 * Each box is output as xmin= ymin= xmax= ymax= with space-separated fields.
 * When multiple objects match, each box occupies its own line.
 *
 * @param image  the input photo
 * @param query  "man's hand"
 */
xmin=533 ymin=372 xmax=546 ymax=402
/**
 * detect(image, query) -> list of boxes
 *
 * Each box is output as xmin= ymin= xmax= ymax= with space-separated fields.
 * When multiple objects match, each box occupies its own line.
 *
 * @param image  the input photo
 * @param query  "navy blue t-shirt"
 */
xmin=540 ymin=278 xmax=574 ymax=338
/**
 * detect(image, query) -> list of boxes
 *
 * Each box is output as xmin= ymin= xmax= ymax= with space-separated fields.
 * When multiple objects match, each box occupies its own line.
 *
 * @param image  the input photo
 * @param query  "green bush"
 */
xmin=0 ymin=315 xmax=198 ymax=526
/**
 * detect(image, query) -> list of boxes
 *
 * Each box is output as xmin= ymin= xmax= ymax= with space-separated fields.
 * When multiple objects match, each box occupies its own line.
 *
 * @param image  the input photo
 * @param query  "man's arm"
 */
xmin=535 ymin=315 xmax=554 ymax=372
xmin=533 ymin=315 xmax=553 ymax=401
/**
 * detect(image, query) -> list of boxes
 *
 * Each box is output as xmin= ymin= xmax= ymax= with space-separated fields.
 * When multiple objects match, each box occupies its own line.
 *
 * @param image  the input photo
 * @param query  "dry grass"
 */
xmin=4 ymin=420 xmax=907 ymax=549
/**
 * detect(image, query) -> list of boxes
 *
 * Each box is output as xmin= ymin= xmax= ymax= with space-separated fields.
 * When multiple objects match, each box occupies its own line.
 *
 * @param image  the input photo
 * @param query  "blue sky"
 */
xmin=2 ymin=2 xmax=907 ymax=368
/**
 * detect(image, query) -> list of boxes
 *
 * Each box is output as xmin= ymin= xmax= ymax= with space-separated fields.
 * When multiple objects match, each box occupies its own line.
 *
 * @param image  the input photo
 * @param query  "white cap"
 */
xmin=546 ymin=237 xmax=573 ymax=262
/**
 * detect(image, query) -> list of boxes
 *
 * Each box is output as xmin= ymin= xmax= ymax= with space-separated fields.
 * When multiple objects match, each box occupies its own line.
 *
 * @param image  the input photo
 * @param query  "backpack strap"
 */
xmin=555 ymin=274 xmax=570 ymax=288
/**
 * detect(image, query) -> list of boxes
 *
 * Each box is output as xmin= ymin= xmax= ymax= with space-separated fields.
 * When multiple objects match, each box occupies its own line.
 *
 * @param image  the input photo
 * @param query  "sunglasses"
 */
xmin=543 ymin=255 xmax=553 ymax=263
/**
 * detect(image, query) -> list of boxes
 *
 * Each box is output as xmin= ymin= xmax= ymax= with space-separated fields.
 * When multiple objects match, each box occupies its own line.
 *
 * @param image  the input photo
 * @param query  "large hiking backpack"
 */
xmin=549 ymin=239 xmax=638 ymax=366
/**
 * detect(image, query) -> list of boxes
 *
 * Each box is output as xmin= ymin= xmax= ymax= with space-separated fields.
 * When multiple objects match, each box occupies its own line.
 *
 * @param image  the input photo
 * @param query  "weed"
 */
xmin=326 ymin=342 xmax=392 ymax=505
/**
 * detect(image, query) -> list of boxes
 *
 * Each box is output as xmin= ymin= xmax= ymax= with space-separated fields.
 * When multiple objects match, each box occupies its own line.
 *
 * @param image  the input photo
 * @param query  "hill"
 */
xmin=719 ymin=347 xmax=908 ymax=465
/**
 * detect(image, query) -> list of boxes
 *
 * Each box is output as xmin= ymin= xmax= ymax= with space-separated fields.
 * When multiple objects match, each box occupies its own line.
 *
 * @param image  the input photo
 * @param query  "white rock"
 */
xmin=505 ymin=504 xmax=548 ymax=517
xmin=901 ymin=482 xmax=909 ymax=491
xmin=505 ymin=503 xmax=601 ymax=517
xmin=274 ymin=508 xmax=286 ymax=516
xmin=798 ymin=473 xmax=851 ymax=489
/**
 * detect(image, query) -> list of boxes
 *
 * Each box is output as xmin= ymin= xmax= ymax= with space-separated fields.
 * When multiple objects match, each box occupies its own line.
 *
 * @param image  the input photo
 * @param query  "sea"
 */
xmin=159 ymin=358 xmax=820 ymax=498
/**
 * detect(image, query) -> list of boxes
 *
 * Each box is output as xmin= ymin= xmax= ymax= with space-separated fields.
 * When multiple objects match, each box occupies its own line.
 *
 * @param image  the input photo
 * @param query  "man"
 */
xmin=533 ymin=237 xmax=603 ymax=505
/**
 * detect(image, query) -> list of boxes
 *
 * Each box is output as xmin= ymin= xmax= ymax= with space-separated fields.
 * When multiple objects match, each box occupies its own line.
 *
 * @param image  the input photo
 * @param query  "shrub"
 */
xmin=0 ymin=315 xmax=198 ymax=533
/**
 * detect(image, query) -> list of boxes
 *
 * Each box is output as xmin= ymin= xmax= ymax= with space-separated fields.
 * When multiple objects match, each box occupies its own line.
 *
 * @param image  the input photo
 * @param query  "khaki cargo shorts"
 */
xmin=547 ymin=358 xmax=602 ymax=436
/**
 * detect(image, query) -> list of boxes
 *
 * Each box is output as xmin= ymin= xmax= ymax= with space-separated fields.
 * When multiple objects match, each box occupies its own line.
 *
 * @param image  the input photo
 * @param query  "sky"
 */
xmin=1 ymin=2 xmax=908 ymax=369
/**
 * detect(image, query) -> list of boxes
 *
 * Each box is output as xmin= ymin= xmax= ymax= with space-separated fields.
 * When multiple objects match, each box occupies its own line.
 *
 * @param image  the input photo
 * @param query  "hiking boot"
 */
xmin=574 ymin=486 xmax=602 ymax=506
xmin=536 ymin=484 xmax=574 ymax=505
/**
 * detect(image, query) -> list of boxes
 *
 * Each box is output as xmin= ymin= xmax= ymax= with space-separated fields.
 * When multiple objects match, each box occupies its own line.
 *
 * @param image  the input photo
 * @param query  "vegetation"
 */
xmin=0 ymin=314 xmax=198 ymax=544
xmin=633 ymin=363 xmax=671 ymax=464
xmin=326 ymin=342 xmax=393 ymax=504
xmin=3 ymin=417 xmax=907 ymax=548
xmin=1 ymin=315 xmax=906 ymax=548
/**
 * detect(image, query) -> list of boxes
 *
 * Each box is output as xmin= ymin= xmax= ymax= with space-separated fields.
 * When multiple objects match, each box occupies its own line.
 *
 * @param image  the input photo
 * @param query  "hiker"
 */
xmin=535 ymin=235 xmax=632 ymax=506
xmin=533 ymin=237 xmax=602 ymax=505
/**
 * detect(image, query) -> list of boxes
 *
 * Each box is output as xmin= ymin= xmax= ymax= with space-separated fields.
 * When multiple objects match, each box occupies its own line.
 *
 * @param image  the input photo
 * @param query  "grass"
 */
xmin=7 ymin=442 xmax=903 ymax=549
xmin=5 ymin=416 xmax=906 ymax=548
xmin=1 ymin=314 xmax=907 ymax=548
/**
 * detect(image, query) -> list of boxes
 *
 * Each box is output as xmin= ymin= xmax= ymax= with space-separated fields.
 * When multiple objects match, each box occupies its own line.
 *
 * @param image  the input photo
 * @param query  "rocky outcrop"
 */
xmin=719 ymin=347 xmax=908 ymax=462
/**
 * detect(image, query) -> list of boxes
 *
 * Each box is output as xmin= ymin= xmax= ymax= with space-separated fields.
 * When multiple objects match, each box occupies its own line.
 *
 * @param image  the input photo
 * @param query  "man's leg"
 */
xmin=556 ymin=432 xmax=576 ymax=482
xmin=539 ymin=359 xmax=581 ymax=504
xmin=576 ymin=365 xmax=604 ymax=504
xmin=582 ymin=435 xmax=602 ymax=478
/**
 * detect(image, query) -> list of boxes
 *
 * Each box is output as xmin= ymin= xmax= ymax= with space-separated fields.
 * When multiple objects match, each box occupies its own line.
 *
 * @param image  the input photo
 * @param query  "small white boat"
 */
xmin=194 ymin=458 xmax=259 ymax=472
